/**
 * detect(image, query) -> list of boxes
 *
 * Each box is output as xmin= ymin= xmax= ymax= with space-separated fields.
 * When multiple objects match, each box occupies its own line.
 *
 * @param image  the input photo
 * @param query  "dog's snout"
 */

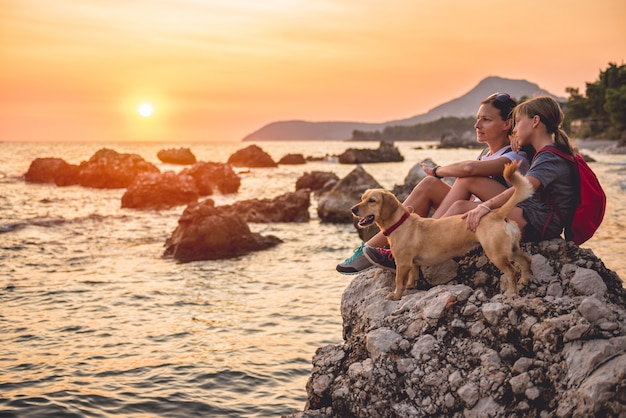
xmin=351 ymin=206 xmax=359 ymax=216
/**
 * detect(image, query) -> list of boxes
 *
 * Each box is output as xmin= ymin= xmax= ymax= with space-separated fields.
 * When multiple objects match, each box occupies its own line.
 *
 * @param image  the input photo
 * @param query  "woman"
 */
xmin=457 ymin=95 xmax=577 ymax=242
xmin=337 ymin=92 xmax=530 ymax=274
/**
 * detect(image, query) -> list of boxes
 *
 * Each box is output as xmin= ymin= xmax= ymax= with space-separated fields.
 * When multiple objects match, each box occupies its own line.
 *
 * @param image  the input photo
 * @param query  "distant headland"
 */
xmin=242 ymin=76 xmax=561 ymax=142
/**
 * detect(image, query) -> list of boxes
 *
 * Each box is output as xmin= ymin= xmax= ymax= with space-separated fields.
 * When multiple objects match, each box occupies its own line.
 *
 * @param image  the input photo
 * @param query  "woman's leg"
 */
xmin=432 ymin=177 xmax=507 ymax=218
xmin=442 ymin=201 xmax=528 ymax=234
xmin=441 ymin=200 xmax=480 ymax=217
xmin=338 ymin=177 xmax=454 ymax=273
xmin=365 ymin=177 xmax=451 ymax=248
xmin=406 ymin=177 xmax=452 ymax=217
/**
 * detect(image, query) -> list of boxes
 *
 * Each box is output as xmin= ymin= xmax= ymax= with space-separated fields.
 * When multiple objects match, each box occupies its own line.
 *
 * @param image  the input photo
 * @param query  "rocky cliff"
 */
xmin=286 ymin=239 xmax=626 ymax=417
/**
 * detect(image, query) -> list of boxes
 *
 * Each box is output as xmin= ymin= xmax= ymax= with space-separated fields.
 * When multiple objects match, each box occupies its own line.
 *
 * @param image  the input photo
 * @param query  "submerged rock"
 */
xmin=227 ymin=144 xmax=278 ymax=168
xmin=279 ymin=153 xmax=307 ymax=165
xmin=286 ymin=239 xmax=626 ymax=418
xmin=156 ymin=147 xmax=197 ymax=165
xmin=338 ymin=140 xmax=404 ymax=164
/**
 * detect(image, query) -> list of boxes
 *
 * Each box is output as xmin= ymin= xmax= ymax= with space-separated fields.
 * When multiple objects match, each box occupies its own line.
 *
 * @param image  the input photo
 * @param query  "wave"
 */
xmin=0 ymin=214 xmax=130 ymax=234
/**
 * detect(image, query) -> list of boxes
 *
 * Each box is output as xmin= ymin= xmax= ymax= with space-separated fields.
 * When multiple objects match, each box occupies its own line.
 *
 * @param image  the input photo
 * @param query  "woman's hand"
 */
xmin=461 ymin=204 xmax=491 ymax=232
xmin=421 ymin=163 xmax=436 ymax=177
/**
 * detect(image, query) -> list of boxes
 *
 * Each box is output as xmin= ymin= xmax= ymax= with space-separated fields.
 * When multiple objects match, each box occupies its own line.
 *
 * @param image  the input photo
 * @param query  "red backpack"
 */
xmin=536 ymin=147 xmax=606 ymax=245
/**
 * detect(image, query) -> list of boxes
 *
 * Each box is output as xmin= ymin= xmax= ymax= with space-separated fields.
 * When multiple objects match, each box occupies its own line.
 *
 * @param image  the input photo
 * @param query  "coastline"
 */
xmin=574 ymin=138 xmax=623 ymax=152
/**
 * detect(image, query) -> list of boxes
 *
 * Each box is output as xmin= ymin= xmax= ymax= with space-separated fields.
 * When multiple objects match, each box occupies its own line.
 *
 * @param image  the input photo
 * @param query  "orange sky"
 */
xmin=1 ymin=0 xmax=625 ymax=143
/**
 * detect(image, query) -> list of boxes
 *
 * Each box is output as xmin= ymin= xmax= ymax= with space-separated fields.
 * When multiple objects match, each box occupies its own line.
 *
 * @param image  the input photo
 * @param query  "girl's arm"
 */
xmin=462 ymin=175 xmax=542 ymax=231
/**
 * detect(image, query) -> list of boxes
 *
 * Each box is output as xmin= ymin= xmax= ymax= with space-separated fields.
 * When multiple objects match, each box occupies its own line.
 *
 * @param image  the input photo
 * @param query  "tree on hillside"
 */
xmin=605 ymin=85 xmax=626 ymax=134
xmin=565 ymin=62 xmax=626 ymax=139
xmin=351 ymin=116 xmax=475 ymax=141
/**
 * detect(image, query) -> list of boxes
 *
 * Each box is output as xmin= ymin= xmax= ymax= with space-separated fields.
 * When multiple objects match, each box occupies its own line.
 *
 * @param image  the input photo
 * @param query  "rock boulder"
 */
xmin=438 ymin=130 xmax=484 ymax=149
xmin=24 ymin=157 xmax=80 ymax=186
xmin=163 ymin=199 xmax=282 ymax=262
xmin=180 ymin=161 xmax=241 ymax=195
xmin=390 ymin=158 xmax=439 ymax=202
xmin=121 ymin=171 xmax=199 ymax=210
xmin=287 ymin=239 xmax=626 ymax=418
xmin=227 ymin=144 xmax=278 ymax=168
xmin=77 ymin=148 xmax=160 ymax=189
xmin=338 ymin=141 xmax=404 ymax=164
xmin=221 ymin=189 xmax=311 ymax=223
xmin=317 ymin=166 xmax=382 ymax=224
xmin=24 ymin=149 xmax=159 ymax=189
xmin=295 ymin=171 xmax=339 ymax=193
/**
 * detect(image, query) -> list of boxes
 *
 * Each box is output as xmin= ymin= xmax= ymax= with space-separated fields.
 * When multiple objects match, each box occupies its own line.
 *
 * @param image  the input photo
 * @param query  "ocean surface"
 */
xmin=1 ymin=140 xmax=624 ymax=417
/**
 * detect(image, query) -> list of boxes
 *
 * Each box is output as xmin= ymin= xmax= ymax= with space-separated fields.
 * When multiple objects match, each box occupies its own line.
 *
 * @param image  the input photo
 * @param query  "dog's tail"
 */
xmin=494 ymin=161 xmax=534 ymax=218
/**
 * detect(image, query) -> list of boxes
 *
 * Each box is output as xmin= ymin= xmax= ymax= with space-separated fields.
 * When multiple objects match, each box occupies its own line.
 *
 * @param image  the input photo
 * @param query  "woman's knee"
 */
xmin=414 ymin=176 xmax=440 ymax=191
xmin=407 ymin=176 xmax=442 ymax=200
xmin=419 ymin=177 xmax=450 ymax=195
xmin=449 ymin=176 xmax=482 ymax=193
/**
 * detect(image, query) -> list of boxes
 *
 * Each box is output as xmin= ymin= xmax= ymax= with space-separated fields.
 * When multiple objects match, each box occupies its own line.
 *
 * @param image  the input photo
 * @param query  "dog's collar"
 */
xmin=383 ymin=211 xmax=411 ymax=236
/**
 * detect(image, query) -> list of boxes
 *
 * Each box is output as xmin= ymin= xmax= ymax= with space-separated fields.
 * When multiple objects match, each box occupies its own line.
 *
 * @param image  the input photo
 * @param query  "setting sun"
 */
xmin=138 ymin=103 xmax=154 ymax=117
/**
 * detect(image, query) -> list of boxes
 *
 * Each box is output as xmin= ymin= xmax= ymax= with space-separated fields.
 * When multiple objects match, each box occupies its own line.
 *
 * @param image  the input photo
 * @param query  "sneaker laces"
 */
xmin=345 ymin=242 xmax=366 ymax=263
xmin=378 ymin=248 xmax=394 ymax=261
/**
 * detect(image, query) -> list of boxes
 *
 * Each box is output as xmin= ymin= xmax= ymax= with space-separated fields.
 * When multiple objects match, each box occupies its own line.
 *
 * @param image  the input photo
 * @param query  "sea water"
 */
xmin=1 ymin=140 xmax=624 ymax=417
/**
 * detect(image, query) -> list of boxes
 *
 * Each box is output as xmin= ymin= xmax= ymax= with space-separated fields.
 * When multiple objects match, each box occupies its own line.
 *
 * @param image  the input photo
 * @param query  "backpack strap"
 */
xmin=532 ymin=146 xmax=575 ymax=164
xmin=532 ymin=147 xmax=579 ymax=240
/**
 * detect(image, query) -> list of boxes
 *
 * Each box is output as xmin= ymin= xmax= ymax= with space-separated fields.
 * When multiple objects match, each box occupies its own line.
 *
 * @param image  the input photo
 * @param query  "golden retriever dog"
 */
xmin=352 ymin=162 xmax=533 ymax=300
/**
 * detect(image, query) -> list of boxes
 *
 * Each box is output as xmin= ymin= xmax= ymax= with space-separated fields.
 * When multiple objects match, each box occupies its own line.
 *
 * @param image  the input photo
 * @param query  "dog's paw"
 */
xmin=504 ymin=287 xmax=518 ymax=297
xmin=385 ymin=291 xmax=401 ymax=301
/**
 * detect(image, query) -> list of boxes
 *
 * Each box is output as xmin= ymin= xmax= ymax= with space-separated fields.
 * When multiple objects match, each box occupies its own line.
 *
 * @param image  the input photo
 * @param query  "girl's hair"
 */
xmin=513 ymin=96 xmax=575 ymax=156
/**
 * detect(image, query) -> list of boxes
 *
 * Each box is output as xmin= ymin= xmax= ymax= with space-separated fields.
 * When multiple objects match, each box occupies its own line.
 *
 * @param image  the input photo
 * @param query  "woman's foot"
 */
xmin=336 ymin=242 xmax=373 ymax=274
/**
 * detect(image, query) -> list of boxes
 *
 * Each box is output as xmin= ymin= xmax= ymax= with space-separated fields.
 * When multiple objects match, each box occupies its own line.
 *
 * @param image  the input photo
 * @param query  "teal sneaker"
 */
xmin=336 ymin=242 xmax=373 ymax=274
xmin=364 ymin=246 xmax=396 ymax=271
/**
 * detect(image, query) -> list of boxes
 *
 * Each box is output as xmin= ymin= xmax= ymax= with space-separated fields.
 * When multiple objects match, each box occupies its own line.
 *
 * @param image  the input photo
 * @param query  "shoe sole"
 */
xmin=336 ymin=265 xmax=374 ymax=275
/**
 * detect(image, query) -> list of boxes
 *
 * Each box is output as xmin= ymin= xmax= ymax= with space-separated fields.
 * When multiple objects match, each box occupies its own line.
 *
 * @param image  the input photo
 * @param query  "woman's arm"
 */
xmin=423 ymin=157 xmax=513 ymax=179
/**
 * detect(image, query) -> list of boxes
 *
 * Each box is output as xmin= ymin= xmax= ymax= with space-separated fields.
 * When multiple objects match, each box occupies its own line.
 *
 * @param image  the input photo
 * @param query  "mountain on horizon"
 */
xmin=241 ymin=76 xmax=564 ymax=142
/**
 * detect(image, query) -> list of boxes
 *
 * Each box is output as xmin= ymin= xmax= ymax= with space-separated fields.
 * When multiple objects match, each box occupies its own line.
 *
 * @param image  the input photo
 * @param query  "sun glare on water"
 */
xmin=138 ymin=103 xmax=154 ymax=117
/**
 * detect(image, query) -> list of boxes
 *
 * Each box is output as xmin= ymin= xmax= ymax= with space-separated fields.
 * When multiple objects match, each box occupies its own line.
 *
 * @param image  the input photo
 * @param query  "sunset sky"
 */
xmin=1 ymin=0 xmax=624 ymax=143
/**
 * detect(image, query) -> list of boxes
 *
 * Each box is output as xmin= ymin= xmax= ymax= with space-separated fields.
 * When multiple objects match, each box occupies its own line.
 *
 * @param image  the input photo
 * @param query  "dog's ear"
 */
xmin=379 ymin=191 xmax=399 ymax=221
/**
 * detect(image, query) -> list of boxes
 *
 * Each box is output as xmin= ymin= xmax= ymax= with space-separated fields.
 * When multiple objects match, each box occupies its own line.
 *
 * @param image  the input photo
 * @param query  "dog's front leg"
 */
xmin=387 ymin=265 xmax=410 ymax=300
